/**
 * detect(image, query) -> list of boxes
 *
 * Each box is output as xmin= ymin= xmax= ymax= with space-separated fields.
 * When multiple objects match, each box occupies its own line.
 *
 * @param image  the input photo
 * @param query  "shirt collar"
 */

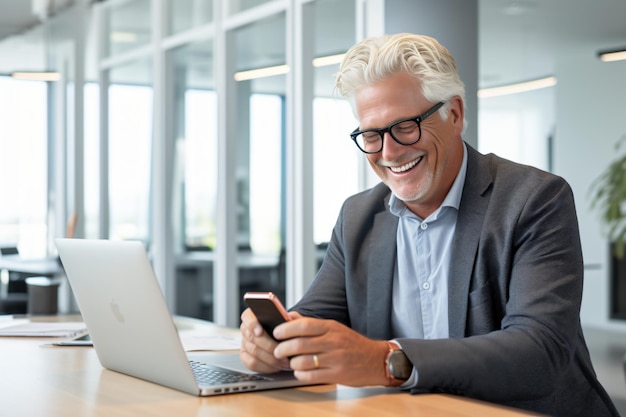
xmin=389 ymin=142 xmax=468 ymax=219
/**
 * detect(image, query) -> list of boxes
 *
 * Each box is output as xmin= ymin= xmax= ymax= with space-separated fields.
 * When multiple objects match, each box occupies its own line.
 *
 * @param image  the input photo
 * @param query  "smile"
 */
xmin=389 ymin=156 xmax=422 ymax=173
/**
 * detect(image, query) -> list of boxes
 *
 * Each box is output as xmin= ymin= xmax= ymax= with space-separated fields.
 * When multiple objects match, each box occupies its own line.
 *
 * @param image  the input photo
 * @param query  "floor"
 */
xmin=584 ymin=326 xmax=626 ymax=416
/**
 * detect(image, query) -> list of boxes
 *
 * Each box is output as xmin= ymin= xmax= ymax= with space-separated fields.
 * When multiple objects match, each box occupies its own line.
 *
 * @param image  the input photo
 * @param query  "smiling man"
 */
xmin=239 ymin=33 xmax=619 ymax=417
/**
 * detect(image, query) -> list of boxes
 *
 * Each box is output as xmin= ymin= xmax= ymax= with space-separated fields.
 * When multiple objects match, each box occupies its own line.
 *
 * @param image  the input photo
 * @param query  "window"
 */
xmin=0 ymin=76 xmax=48 ymax=257
xmin=105 ymin=0 xmax=152 ymax=57
xmin=311 ymin=0 xmax=359 ymax=245
xmin=227 ymin=0 xmax=273 ymax=15
xmin=233 ymin=12 xmax=286 ymax=254
xmin=168 ymin=0 xmax=213 ymax=35
xmin=313 ymin=98 xmax=358 ymax=244
xmin=182 ymin=89 xmax=218 ymax=249
xmin=478 ymin=88 xmax=554 ymax=171
xmin=108 ymin=59 xmax=153 ymax=242
xmin=249 ymin=93 xmax=283 ymax=253
xmin=170 ymin=40 xmax=218 ymax=250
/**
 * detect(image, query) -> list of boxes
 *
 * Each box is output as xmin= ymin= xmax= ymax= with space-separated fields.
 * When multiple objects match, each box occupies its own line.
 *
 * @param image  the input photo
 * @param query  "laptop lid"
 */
xmin=55 ymin=238 xmax=310 ymax=396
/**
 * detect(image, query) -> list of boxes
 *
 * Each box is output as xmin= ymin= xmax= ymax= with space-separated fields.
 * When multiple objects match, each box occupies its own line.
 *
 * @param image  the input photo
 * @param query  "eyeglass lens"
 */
xmin=354 ymin=120 xmax=421 ymax=153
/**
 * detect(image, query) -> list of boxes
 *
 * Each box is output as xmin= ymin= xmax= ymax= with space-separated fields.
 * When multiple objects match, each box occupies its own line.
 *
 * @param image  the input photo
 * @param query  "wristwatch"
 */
xmin=384 ymin=341 xmax=412 ymax=386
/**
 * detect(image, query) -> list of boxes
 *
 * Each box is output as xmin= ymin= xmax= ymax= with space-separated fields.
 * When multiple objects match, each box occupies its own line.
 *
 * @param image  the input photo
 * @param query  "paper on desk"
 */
xmin=0 ymin=321 xmax=87 ymax=338
xmin=179 ymin=334 xmax=242 ymax=351
xmin=0 ymin=318 xmax=241 ymax=349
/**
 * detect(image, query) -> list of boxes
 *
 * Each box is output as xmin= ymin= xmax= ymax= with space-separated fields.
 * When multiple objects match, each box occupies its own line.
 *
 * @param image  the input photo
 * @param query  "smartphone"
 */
xmin=243 ymin=292 xmax=291 ymax=339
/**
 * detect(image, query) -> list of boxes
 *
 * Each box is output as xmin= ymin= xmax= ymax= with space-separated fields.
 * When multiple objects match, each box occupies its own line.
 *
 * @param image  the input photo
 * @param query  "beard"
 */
xmin=385 ymin=169 xmax=433 ymax=203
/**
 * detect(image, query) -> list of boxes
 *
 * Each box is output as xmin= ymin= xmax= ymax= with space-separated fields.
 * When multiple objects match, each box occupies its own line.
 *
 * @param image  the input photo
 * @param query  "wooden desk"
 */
xmin=0 ymin=316 xmax=541 ymax=417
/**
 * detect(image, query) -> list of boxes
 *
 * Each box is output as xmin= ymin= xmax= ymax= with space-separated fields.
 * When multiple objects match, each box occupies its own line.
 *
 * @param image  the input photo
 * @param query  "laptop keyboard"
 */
xmin=189 ymin=361 xmax=271 ymax=386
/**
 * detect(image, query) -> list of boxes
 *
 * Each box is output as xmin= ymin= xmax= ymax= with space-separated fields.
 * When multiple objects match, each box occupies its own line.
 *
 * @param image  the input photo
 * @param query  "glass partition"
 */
xmin=168 ymin=0 xmax=214 ymax=35
xmin=0 ymin=77 xmax=48 ymax=257
xmin=170 ymin=40 xmax=218 ymax=250
xmin=227 ymin=0 xmax=273 ymax=16
xmin=312 ymin=0 xmax=359 ymax=246
xmin=104 ymin=0 xmax=152 ymax=57
xmin=249 ymin=92 xmax=283 ymax=254
xmin=84 ymin=0 xmax=365 ymax=323
xmin=233 ymin=11 xmax=286 ymax=254
xmin=107 ymin=58 xmax=153 ymax=242
xmin=232 ymin=11 xmax=287 ymax=307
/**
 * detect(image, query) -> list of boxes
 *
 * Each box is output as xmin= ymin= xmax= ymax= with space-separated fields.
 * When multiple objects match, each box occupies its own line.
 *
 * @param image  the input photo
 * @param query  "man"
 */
xmin=240 ymin=33 xmax=619 ymax=417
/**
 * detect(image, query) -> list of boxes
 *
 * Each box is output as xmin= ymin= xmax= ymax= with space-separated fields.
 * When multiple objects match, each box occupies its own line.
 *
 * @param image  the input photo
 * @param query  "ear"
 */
xmin=447 ymin=95 xmax=464 ymax=135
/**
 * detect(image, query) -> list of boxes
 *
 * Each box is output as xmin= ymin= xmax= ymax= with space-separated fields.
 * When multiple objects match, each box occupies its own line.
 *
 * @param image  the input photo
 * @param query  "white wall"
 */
xmin=554 ymin=46 xmax=626 ymax=329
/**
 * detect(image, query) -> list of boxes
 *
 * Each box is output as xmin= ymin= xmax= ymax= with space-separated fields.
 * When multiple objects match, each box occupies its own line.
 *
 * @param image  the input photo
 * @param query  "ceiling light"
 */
xmin=110 ymin=32 xmax=138 ymax=44
xmin=233 ymin=53 xmax=346 ymax=82
xmin=598 ymin=48 xmax=626 ymax=63
xmin=312 ymin=54 xmax=345 ymax=67
xmin=478 ymin=76 xmax=557 ymax=98
xmin=234 ymin=65 xmax=289 ymax=81
xmin=11 ymin=71 xmax=61 ymax=82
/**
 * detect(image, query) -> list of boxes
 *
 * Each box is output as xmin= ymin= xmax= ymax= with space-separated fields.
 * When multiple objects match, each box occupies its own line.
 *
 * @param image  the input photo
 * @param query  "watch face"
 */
xmin=389 ymin=350 xmax=412 ymax=380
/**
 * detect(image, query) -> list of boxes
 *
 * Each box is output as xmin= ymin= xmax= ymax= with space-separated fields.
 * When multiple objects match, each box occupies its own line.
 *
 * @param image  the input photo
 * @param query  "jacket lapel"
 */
xmin=366 ymin=195 xmax=398 ymax=340
xmin=448 ymin=145 xmax=492 ymax=338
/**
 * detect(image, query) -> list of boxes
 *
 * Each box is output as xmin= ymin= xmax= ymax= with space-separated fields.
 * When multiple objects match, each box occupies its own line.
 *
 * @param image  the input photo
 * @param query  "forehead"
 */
xmin=354 ymin=72 xmax=427 ymax=128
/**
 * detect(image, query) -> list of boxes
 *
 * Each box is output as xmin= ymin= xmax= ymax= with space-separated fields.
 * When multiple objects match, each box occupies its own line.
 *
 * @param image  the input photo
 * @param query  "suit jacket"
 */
xmin=293 ymin=144 xmax=619 ymax=417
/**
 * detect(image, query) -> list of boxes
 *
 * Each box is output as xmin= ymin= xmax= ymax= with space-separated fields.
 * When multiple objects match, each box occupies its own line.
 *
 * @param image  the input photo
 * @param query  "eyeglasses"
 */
xmin=349 ymin=101 xmax=445 ymax=154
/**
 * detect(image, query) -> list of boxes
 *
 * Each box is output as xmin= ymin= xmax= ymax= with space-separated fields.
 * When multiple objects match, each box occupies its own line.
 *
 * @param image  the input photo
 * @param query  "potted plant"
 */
xmin=590 ymin=134 xmax=626 ymax=258
xmin=590 ymin=134 xmax=626 ymax=320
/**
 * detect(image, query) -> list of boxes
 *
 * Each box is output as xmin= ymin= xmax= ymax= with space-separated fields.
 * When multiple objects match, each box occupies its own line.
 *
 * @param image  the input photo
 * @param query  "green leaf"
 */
xmin=589 ymin=134 xmax=626 ymax=258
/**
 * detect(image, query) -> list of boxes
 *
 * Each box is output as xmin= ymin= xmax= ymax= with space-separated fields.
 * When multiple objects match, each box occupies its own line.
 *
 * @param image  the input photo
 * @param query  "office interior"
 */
xmin=0 ymin=0 xmax=625 ymax=408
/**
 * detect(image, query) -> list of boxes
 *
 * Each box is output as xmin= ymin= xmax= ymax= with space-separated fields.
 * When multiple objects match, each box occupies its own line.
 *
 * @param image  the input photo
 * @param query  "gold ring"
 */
xmin=313 ymin=354 xmax=319 ymax=369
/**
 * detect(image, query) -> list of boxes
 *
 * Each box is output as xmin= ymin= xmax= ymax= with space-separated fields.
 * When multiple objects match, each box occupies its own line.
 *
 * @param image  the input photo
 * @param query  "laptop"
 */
xmin=55 ymin=238 xmax=313 ymax=396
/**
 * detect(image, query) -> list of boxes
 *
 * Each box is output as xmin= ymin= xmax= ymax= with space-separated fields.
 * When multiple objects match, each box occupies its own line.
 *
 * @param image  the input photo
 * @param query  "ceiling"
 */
xmin=479 ymin=0 xmax=626 ymax=87
xmin=0 ymin=1 xmax=39 ymax=41
xmin=0 ymin=0 xmax=74 ymax=40
xmin=0 ymin=0 xmax=625 ymax=87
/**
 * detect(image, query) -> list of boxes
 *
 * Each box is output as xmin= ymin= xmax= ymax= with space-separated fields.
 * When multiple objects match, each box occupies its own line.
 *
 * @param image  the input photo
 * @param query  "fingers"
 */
xmin=296 ymin=353 xmax=322 ymax=370
xmin=273 ymin=315 xmax=325 ymax=341
xmin=240 ymin=348 xmax=287 ymax=373
xmin=240 ymin=313 xmax=388 ymax=385
xmin=287 ymin=352 xmax=338 ymax=384
xmin=239 ymin=308 xmax=289 ymax=372
xmin=274 ymin=320 xmax=391 ymax=387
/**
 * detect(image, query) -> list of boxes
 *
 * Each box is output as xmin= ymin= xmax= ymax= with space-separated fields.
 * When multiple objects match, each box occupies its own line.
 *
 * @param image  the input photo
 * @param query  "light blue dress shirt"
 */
xmin=388 ymin=143 xmax=468 ymax=386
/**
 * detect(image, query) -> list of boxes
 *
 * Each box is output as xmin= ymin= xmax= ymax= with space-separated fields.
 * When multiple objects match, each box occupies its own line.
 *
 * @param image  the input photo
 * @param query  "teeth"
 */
xmin=390 ymin=157 xmax=421 ymax=173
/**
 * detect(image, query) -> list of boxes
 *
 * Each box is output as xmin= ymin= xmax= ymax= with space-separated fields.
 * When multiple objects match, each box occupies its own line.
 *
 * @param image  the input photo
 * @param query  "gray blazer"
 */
xmin=293 ymin=144 xmax=619 ymax=417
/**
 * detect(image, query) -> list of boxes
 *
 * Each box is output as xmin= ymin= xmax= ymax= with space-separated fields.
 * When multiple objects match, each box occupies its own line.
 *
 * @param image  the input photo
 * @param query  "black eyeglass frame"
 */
xmin=349 ymin=101 xmax=445 ymax=154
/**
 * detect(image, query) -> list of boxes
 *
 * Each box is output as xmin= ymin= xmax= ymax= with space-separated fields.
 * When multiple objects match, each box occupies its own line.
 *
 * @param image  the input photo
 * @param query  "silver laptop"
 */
xmin=55 ymin=238 xmax=312 ymax=396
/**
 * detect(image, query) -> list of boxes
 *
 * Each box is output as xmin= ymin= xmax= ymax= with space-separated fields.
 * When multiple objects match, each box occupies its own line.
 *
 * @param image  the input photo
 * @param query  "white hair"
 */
xmin=335 ymin=33 xmax=467 ymax=132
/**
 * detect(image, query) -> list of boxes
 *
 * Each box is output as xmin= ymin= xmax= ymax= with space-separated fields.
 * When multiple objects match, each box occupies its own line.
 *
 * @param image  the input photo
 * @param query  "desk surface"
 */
xmin=0 ymin=316 xmax=541 ymax=417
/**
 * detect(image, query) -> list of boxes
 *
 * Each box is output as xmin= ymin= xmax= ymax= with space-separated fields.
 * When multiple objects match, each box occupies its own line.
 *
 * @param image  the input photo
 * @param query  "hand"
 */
xmin=239 ymin=307 xmax=291 ymax=373
xmin=272 ymin=316 xmax=390 ymax=387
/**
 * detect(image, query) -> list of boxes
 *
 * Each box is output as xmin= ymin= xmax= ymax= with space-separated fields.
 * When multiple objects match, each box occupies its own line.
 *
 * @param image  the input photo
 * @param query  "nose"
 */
xmin=380 ymin=131 xmax=404 ymax=160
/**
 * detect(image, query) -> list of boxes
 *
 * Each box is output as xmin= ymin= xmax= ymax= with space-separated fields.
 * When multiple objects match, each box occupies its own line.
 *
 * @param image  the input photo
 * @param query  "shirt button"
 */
xmin=422 ymin=282 xmax=430 ymax=290
xmin=420 ymin=222 xmax=428 ymax=230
